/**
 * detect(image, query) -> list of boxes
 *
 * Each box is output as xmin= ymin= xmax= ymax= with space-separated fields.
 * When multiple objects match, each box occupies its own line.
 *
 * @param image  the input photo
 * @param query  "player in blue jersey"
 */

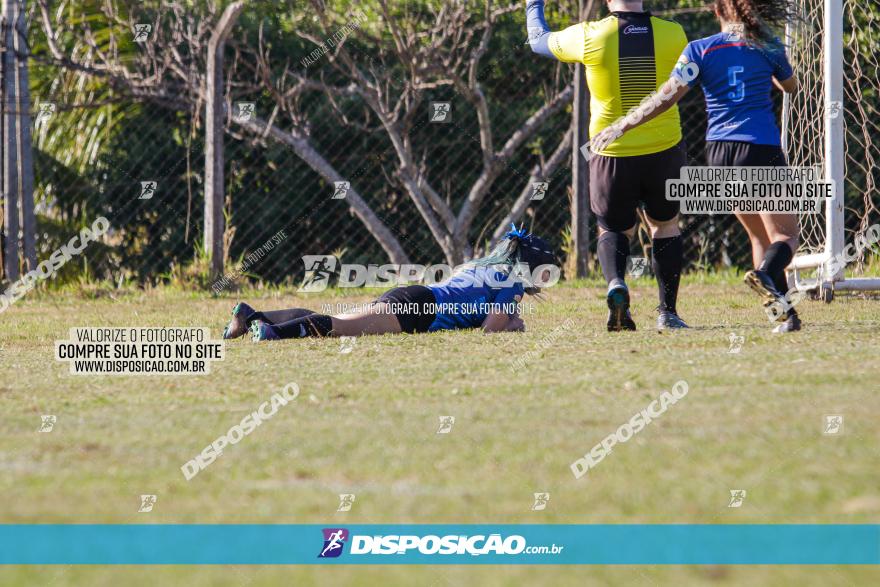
xmin=221 ymin=228 xmax=558 ymax=341
xmin=591 ymin=0 xmax=801 ymax=333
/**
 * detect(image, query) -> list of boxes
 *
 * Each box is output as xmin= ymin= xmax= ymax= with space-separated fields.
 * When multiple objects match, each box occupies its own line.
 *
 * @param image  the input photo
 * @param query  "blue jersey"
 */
xmin=427 ymin=266 xmax=524 ymax=331
xmin=673 ymin=32 xmax=793 ymax=146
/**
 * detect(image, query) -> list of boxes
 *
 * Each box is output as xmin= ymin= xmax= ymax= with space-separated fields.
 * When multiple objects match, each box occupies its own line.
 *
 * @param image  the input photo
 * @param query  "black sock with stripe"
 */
xmin=248 ymin=308 xmax=315 ymax=326
xmin=272 ymin=314 xmax=334 ymax=339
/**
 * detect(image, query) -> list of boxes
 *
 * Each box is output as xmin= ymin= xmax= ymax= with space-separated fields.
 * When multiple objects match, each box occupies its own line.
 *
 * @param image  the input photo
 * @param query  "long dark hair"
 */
xmin=715 ymin=0 xmax=795 ymax=44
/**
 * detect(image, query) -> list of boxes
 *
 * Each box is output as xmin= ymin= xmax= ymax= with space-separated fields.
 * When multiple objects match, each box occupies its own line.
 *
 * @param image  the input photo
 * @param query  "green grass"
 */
xmin=1 ymin=277 xmax=879 ymax=585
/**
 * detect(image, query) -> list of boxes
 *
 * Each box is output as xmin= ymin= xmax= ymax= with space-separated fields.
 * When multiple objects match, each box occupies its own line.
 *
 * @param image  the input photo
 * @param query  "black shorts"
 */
xmin=706 ymin=141 xmax=788 ymax=167
xmin=375 ymin=285 xmax=437 ymax=334
xmin=589 ymin=141 xmax=686 ymax=232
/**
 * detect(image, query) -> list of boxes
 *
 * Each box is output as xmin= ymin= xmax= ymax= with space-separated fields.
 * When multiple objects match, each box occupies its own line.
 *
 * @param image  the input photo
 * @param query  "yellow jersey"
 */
xmin=549 ymin=11 xmax=688 ymax=157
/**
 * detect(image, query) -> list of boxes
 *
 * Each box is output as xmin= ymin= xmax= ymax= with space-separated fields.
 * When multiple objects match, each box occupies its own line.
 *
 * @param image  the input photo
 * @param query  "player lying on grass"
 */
xmin=591 ymin=0 xmax=801 ymax=333
xmin=222 ymin=228 xmax=558 ymax=341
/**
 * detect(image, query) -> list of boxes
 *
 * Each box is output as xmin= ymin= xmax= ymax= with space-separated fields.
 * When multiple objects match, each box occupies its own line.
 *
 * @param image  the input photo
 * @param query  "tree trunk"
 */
xmin=204 ymin=1 xmax=244 ymax=278
xmin=2 ymin=0 xmax=19 ymax=281
xmin=571 ymin=0 xmax=595 ymax=277
xmin=15 ymin=0 xmax=35 ymax=271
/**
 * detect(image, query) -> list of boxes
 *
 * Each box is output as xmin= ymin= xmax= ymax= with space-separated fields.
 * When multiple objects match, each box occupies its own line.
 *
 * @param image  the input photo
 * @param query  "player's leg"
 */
xmin=741 ymin=212 xmax=794 ymax=307
xmin=758 ymin=213 xmax=798 ymax=295
xmin=597 ymin=225 xmax=637 ymax=288
xmin=735 ymin=212 xmax=771 ymax=269
xmin=706 ymin=141 xmax=777 ymax=308
xmin=222 ymin=302 xmax=316 ymax=339
xmin=251 ymin=304 xmax=400 ymax=341
xmin=753 ymin=212 xmax=801 ymax=332
xmin=742 ymin=214 xmax=801 ymax=332
xmin=331 ymin=305 xmax=405 ymax=336
xmin=597 ymin=224 xmax=638 ymax=332
xmin=257 ymin=307 xmax=318 ymax=324
xmin=590 ymin=152 xmax=639 ymax=332
xmin=731 ymin=144 xmax=801 ymax=332
xmin=641 ymin=141 xmax=688 ymax=330
xmin=643 ymin=213 xmax=688 ymax=329
xmin=251 ymin=285 xmax=437 ymax=341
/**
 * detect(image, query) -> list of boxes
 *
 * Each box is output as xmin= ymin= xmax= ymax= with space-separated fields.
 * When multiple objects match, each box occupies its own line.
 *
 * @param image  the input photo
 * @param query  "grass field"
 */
xmin=1 ymin=275 xmax=879 ymax=585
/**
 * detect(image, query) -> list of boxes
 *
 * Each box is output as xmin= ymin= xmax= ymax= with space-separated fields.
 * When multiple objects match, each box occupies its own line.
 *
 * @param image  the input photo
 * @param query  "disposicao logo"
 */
xmin=320 ymin=532 xmax=530 ymax=557
xmin=315 ymin=529 xmax=567 ymax=559
xmin=318 ymin=528 xmax=349 ymax=558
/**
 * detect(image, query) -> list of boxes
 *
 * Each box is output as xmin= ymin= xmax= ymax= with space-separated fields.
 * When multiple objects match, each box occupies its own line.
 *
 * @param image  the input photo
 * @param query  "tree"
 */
xmin=34 ymin=0 xmax=575 ymax=266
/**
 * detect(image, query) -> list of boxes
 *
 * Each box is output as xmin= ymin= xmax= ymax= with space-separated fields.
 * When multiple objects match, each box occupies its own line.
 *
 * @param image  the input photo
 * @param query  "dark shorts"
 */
xmin=705 ymin=141 xmax=788 ymax=167
xmin=589 ymin=141 xmax=686 ymax=232
xmin=376 ymin=285 xmax=437 ymax=334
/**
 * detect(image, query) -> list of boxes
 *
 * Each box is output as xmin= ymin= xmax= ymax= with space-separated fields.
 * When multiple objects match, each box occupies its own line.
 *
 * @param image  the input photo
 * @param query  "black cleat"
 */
xmin=772 ymin=312 xmax=802 ymax=333
xmin=657 ymin=311 xmax=689 ymax=331
xmin=744 ymin=269 xmax=785 ymax=305
xmin=606 ymin=285 xmax=637 ymax=332
xmin=745 ymin=270 xmax=792 ymax=323
xmin=223 ymin=302 xmax=256 ymax=340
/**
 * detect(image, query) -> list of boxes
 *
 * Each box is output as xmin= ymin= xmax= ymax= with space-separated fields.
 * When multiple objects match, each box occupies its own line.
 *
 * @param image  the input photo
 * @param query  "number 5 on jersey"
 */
xmin=728 ymin=66 xmax=745 ymax=102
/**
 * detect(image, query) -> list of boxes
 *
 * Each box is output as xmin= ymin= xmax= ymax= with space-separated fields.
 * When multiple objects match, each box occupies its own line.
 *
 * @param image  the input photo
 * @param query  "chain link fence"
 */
xmin=4 ymin=0 xmax=876 ymax=291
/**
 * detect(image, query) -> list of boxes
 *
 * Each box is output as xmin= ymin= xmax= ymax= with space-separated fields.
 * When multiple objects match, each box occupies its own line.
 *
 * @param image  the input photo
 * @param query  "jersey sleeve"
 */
xmin=548 ymin=22 xmax=586 ymax=63
xmin=491 ymin=281 xmax=524 ymax=315
xmin=765 ymin=39 xmax=794 ymax=81
xmin=525 ymin=0 xmax=555 ymax=59
xmin=672 ymin=41 xmax=702 ymax=87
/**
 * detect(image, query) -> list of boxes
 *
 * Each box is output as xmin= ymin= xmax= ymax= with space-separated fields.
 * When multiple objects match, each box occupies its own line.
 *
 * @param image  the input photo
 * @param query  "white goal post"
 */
xmin=783 ymin=0 xmax=880 ymax=301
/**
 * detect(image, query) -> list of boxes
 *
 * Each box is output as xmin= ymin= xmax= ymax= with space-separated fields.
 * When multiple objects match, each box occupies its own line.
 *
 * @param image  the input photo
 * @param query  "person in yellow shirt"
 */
xmin=526 ymin=0 xmax=689 ymax=331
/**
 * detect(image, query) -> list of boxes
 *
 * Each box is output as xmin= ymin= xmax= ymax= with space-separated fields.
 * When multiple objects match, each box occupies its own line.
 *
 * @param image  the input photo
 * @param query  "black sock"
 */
xmin=249 ymin=308 xmax=315 ymax=326
xmin=771 ymin=271 xmax=790 ymax=298
xmin=598 ymin=231 xmax=630 ymax=286
xmin=272 ymin=314 xmax=334 ymax=339
xmin=758 ymin=241 xmax=794 ymax=295
xmin=652 ymin=235 xmax=683 ymax=314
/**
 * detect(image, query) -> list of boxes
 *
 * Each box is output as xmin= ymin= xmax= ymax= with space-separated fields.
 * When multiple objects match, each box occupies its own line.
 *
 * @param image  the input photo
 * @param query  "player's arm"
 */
xmin=482 ymin=311 xmax=512 ymax=333
xmin=773 ymin=75 xmax=798 ymax=93
xmin=590 ymin=78 xmax=690 ymax=152
xmin=769 ymin=40 xmax=797 ymax=94
xmin=525 ymin=0 xmax=585 ymax=63
xmin=482 ymin=311 xmax=525 ymax=333
xmin=617 ymin=78 xmax=689 ymax=131
xmin=506 ymin=313 xmax=526 ymax=332
xmin=482 ymin=294 xmax=525 ymax=333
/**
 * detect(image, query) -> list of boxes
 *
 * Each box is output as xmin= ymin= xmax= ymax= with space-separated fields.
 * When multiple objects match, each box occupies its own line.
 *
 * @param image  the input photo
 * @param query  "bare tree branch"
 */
xmin=492 ymin=127 xmax=573 ymax=241
xmin=234 ymin=116 xmax=410 ymax=264
xmin=36 ymin=0 xmax=576 ymax=267
xmin=453 ymin=84 xmax=574 ymax=250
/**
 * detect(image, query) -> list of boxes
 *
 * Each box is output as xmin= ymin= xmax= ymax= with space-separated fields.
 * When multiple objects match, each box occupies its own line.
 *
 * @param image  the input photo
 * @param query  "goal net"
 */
xmin=783 ymin=0 xmax=880 ymax=298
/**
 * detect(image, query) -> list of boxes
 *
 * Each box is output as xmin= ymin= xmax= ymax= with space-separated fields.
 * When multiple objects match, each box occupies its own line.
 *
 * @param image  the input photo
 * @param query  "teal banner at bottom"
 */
xmin=1 ymin=524 xmax=878 ymax=565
